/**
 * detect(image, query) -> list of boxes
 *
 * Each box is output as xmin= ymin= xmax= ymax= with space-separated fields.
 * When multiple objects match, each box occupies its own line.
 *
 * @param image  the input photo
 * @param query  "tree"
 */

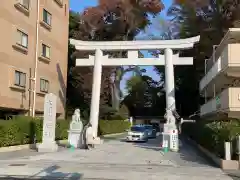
xmin=67 ymin=1 xmax=166 ymax=118
xmin=111 ymin=66 xmax=146 ymax=110
xmin=156 ymin=0 xmax=240 ymax=116
xmin=123 ymin=74 xmax=164 ymax=116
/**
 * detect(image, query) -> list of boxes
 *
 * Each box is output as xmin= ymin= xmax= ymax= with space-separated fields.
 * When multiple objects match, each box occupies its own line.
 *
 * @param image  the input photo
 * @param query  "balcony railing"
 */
xmin=200 ymin=96 xmax=218 ymax=116
xmin=200 ymin=88 xmax=240 ymax=116
xmin=200 ymin=29 xmax=240 ymax=92
xmin=200 ymin=56 xmax=222 ymax=91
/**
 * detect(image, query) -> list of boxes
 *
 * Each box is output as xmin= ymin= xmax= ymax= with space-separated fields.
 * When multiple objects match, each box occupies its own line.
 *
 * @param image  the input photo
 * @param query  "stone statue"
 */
xmin=68 ymin=109 xmax=84 ymax=148
xmin=70 ymin=109 xmax=83 ymax=131
xmin=164 ymin=109 xmax=176 ymax=125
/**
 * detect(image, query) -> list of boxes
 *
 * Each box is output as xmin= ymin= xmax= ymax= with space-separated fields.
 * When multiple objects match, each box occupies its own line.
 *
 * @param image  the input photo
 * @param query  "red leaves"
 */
xmin=78 ymin=0 xmax=165 ymax=40
xmin=174 ymin=0 xmax=209 ymax=7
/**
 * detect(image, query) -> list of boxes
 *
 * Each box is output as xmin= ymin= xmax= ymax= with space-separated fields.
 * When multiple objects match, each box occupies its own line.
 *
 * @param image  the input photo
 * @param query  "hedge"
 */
xmin=0 ymin=116 xmax=130 ymax=147
xmin=98 ymin=120 xmax=130 ymax=136
xmin=182 ymin=119 xmax=240 ymax=159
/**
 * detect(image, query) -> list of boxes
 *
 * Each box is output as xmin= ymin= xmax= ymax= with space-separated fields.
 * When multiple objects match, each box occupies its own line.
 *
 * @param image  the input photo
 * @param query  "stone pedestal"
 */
xmin=38 ymin=142 xmax=58 ymax=152
xmin=68 ymin=130 xmax=83 ymax=148
xmin=162 ymin=123 xmax=179 ymax=152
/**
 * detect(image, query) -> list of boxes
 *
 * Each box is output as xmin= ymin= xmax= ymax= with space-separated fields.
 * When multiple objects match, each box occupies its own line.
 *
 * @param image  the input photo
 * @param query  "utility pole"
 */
xmin=32 ymin=0 xmax=40 ymax=117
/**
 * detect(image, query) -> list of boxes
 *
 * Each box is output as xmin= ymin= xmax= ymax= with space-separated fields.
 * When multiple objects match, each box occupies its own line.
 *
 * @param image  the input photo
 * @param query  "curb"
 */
xmin=102 ymin=132 xmax=126 ymax=137
xmin=185 ymin=135 xmax=240 ymax=170
xmin=0 ymin=139 xmax=68 ymax=153
xmin=0 ymin=133 xmax=126 ymax=153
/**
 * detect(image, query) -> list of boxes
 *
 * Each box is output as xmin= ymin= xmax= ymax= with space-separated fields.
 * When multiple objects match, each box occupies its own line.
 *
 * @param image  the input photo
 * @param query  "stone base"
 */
xmin=162 ymin=124 xmax=179 ymax=152
xmin=163 ymin=123 xmax=177 ymax=133
xmin=93 ymin=137 xmax=103 ymax=145
xmin=68 ymin=130 xmax=82 ymax=148
xmin=38 ymin=142 xmax=58 ymax=152
xmin=171 ymin=148 xmax=179 ymax=152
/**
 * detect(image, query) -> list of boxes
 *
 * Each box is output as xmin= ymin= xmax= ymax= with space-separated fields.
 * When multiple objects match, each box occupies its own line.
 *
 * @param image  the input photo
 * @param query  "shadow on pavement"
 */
xmin=0 ymin=165 xmax=83 ymax=179
xmin=176 ymin=136 xmax=218 ymax=167
xmin=132 ymin=134 xmax=217 ymax=168
xmin=224 ymin=170 xmax=240 ymax=180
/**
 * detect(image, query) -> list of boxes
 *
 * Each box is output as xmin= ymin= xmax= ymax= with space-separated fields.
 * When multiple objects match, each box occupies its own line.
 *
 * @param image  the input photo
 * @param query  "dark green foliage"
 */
xmin=98 ymin=120 xmax=130 ymax=136
xmin=99 ymin=105 xmax=129 ymax=120
xmin=0 ymin=116 xmax=69 ymax=147
xmin=0 ymin=116 xmax=129 ymax=147
xmin=182 ymin=119 xmax=240 ymax=159
xmin=99 ymin=105 xmax=117 ymax=120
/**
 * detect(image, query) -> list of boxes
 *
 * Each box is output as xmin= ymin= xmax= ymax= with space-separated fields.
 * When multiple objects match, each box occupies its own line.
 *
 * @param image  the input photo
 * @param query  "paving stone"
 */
xmin=0 ymin=135 xmax=236 ymax=179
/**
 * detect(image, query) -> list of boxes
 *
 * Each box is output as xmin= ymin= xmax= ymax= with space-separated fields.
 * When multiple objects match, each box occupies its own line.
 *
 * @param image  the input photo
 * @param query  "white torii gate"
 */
xmin=70 ymin=36 xmax=200 ymax=140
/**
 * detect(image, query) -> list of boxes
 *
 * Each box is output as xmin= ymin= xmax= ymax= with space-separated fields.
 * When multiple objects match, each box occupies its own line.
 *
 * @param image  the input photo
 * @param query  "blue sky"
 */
xmin=70 ymin=0 xmax=172 ymax=93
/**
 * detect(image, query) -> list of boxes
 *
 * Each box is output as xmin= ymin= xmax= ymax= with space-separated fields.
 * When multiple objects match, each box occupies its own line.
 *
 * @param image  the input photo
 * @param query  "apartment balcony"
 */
xmin=200 ymin=87 xmax=240 ymax=118
xmin=199 ymin=29 xmax=240 ymax=94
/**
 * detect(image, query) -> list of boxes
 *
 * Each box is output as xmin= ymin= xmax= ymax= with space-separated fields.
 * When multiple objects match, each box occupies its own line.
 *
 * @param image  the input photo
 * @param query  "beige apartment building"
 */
xmin=200 ymin=28 xmax=240 ymax=120
xmin=0 ymin=0 xmax=69 ymax=119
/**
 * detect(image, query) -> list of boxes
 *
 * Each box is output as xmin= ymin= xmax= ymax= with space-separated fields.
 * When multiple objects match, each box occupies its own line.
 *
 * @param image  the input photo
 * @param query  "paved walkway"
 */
xmin=0 ymin=135 xmax=235 ymax=179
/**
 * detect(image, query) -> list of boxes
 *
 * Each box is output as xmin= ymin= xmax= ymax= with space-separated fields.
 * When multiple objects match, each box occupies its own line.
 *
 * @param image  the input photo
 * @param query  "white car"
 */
xmin=126 ymin=126 xmax=148 ymax=142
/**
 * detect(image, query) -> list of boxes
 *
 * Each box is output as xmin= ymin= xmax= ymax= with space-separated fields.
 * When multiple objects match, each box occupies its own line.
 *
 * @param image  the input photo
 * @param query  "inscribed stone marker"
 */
xmin=38 ymin=93 xmax=58 ymax=152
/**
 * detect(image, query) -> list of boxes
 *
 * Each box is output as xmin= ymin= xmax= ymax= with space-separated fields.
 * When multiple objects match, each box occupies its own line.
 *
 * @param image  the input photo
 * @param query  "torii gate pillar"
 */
xmin=89 ymin=49 xmax=103 ymax=137
xmin=165 ymin=48 xmax=176 ymax=111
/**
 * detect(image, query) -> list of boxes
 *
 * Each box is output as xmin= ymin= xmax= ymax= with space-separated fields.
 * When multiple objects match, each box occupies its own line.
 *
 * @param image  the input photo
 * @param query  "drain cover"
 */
xmin=8 ymin=164 xmax=26 ymax=166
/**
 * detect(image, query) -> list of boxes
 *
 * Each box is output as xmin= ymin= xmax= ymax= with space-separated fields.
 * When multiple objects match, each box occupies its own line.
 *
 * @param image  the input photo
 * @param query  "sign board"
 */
xmin=170 ymin=129 xmax=179 ymax=151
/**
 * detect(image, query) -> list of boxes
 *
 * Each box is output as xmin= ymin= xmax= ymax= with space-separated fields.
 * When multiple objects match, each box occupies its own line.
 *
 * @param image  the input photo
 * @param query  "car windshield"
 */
xmin=131 ymin=126 xmax=145 ymax=132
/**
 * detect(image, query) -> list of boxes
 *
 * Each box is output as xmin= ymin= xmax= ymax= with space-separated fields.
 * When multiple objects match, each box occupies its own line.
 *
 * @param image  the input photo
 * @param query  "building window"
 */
xmin=65 ymin=4 xmax=67 ymax=16
xmin=14 ymin=71 xmax=26 ymax=87
xmin=43 ymin=9 xmax=51 ymax=26
xmin=42 ymin=44 xmax=50 ymax=59
xmin=19 ymin=0 xmax=30 ymax=10
xmin=40 ymin=79 xmax=49 ymax=93
xmin=16 ymin=30 xmax=28 ymax=48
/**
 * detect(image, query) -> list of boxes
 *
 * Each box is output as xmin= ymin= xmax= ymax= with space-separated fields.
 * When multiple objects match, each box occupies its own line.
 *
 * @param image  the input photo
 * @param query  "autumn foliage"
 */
xmin=67 ymin=0 xmax=165 ymax=116
xmin=72 ymin=0 xmax=165 ymax=41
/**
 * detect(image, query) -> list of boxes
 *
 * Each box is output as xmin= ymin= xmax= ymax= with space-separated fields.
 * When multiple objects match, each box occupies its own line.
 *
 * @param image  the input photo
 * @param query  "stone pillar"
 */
xmin=89 ymin=49 xmax=102 ymax=137
xmin=38 ymin=93 xmax=58 ymax=152
xmin=225 ymin=142 xmax=231 ymax=160
xmin=164 ymin=48 xmax=176 ymax=111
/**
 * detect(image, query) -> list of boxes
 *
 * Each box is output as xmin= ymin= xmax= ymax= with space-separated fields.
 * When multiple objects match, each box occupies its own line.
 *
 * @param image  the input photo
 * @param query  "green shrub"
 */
xmin=182 ymin=119 xmax=240 ymax=159
xmin=0 ymin=116 xmax=70 ymax=147
xmin=99 ymin=105 xmax=117 ymax=120
xmin=0 ymin=116 xmax=130 ymax=147
xmin=98 ymin=120 xmax=130 ymax=136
